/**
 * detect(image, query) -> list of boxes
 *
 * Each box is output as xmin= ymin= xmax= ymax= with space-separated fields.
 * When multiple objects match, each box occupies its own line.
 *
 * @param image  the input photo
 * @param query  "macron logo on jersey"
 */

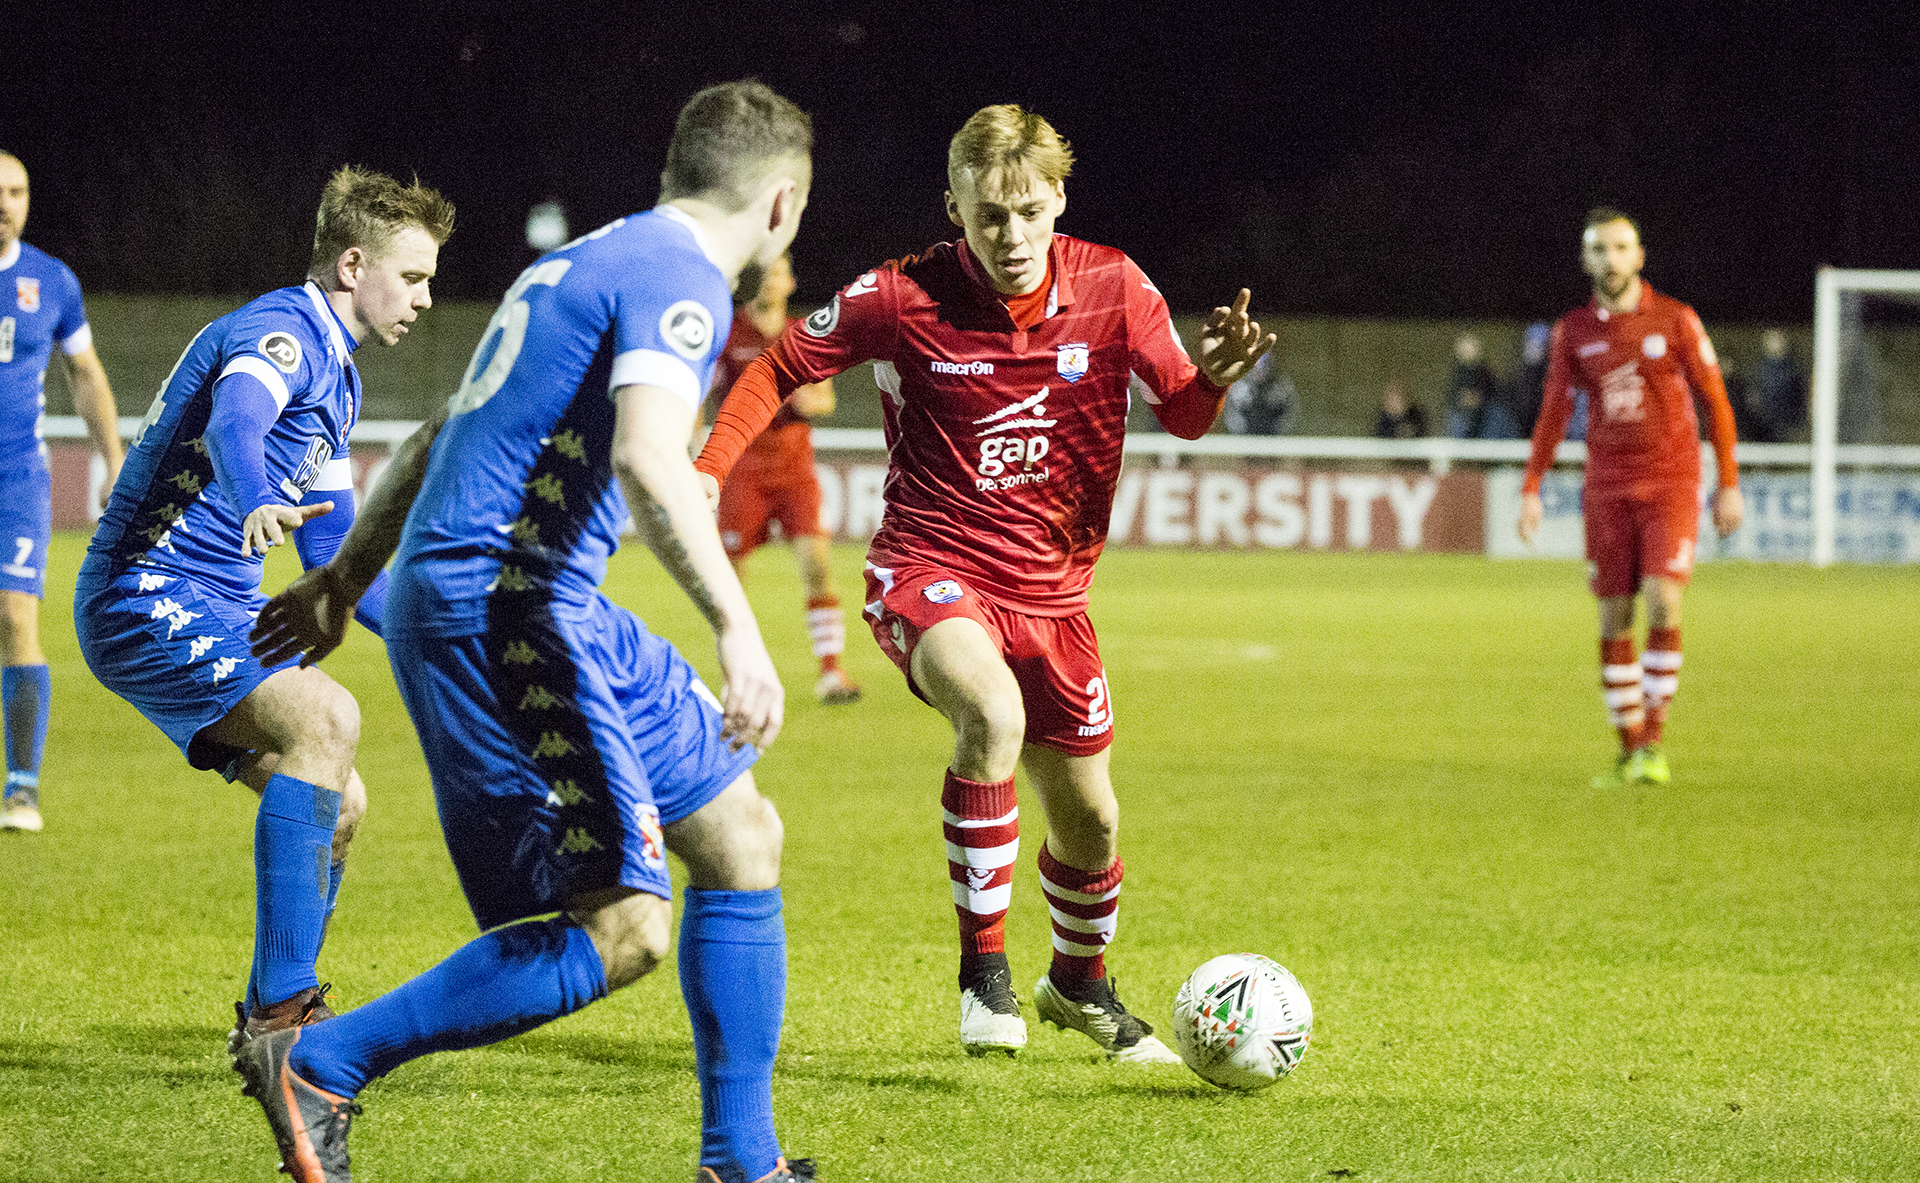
xmin=932 ymin=359 xmax=994 ymax=376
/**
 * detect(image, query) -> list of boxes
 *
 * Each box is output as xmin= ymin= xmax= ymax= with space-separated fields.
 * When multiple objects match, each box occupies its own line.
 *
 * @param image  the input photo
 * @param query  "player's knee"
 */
xmin=301 ymin=684 xmax=361 ymax=765
xmin=333 ymin=772 xmax=368 ymax=856
xmin=955 ymin=695 xmax=1025 ymax=772
xmin=573 ymin=890 xmax=672 ymax=990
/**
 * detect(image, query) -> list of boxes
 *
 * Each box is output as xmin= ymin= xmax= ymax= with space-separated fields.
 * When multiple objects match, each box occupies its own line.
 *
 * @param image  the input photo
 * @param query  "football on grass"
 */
xmin=1171 ymin=953 xmax=1313 ymax=1089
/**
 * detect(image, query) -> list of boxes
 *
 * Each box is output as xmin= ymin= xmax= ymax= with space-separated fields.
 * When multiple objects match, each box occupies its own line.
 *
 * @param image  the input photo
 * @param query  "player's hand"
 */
xmin=1196 ymin=289 xmax=1276 ymax=388
xmin=249 ymin=564 xmax=357 ymax=668
xmin=716 ymin=624 xmax=785 ymax=752
xmin=696 ymin=471 xmax=722 ymax=516
xmin=241 ymin=501 xmax=333 ymax=557
xmin=1518 ymin=492 xmax=1544 ymax=544
xmin=1712 ymin=485 xmax=1744 ymax=538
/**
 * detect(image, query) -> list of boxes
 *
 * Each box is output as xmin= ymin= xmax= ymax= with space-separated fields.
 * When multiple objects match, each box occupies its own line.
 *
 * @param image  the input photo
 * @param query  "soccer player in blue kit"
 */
xmin=0 ymin=150 xmax=125 ymax=833
xmin=73 ymin=168 xmax=453 ymax=1039
xmin=238 ymin=82 xmax=814 ymax=1183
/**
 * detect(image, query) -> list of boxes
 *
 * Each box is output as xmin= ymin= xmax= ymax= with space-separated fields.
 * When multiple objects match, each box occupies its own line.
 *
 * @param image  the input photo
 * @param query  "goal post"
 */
xmin=1811 ymin=267 xmax=1920 ymax=567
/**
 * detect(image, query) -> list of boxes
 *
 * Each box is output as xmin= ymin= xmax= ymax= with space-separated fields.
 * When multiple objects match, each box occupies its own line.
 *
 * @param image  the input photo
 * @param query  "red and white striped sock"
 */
xmin=1601 ymin=636 xmax=1645 ymax=752
xmin=1641 ymin=627 xmax=1682 ymax=745
xmin=1038 ymin=843 xmax=1123 ymax=983
xmin=942 ymin=771 xmax=1018 ymax=957
xmin=806 ymin=596 xmax=845 ymax=674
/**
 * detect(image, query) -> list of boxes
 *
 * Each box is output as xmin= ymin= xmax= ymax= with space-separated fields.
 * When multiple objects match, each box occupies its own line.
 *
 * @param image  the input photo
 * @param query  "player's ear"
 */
xmin=335 ymin=247 xmax=365 ymax=292
xmin=1053 ymin=181 xmax=1066 ymax=217
xmin=766 ymin=178 xmax=800 ymax=234
xmin=945 ymin=190 xmax=965 ymax=230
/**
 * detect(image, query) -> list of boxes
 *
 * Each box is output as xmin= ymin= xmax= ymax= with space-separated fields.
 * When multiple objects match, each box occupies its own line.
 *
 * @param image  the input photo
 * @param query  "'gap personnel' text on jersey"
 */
xmin=756 ymin=235 xmax=1202 ymax=616
xmin=389 ymin=208 xmax=731 ymax=636
xmin=0 ymin=239 xmax=92 ymax=463
xmin=88 ymin=281 xmax=361 ymax=598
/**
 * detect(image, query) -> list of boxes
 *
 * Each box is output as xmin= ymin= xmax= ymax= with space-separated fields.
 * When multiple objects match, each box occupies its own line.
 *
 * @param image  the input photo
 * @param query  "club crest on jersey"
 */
xmin=259 ymin=331 xmax=303 ymax=374
xmin=1642 ymin=334 xmax=1667 ymax=359
xmin=15 ymin=278 xmax=40 ymax=313
xmin=1056 ymin=342 xmax=1089 ymax=382
xmin=923 ymin=580 xmax=964 ymax=605
xmin=660 ymin=300 xmax=715 ymax=361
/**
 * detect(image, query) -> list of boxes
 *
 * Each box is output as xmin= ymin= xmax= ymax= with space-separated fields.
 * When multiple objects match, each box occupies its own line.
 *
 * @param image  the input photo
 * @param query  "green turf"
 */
xmin=3 ymin=535 xmax=1917 ymax=1182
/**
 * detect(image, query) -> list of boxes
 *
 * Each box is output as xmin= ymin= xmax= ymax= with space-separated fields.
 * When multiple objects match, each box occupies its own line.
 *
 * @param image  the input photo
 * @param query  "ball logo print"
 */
xmin=1172 ymin=953 xmax=1313 ymax=1089
xmin=659 ymin=300 xmax=714 ymax=360
xmin=258 ymin=332 xmax=303 ymax=374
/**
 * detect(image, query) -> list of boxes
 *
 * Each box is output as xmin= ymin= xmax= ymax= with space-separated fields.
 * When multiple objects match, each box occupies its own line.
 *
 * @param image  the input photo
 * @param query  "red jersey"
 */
xmin=697 ymin=234 xmax=1223 ymax=615
xmin=1524 ymin=284 xmax=1738 ymax=497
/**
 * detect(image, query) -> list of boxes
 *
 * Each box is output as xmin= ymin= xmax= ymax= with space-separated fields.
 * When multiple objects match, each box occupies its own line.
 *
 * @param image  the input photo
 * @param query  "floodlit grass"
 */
xmin=4 ymin=535 xmax=1917 ymax=1182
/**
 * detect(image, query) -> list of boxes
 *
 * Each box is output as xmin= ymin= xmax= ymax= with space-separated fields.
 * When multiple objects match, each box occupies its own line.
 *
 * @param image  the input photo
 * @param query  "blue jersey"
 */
xmin=0 ymin=241 xmax=91 ymax=464
xmin=87 ymin=281 xmax=361 ymax=598
xmin=390 ymin=207 xmax=732 ymax=636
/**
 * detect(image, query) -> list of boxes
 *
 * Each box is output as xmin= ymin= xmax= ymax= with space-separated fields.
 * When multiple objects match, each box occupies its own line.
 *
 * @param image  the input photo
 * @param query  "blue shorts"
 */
xmin=73 ymin=556 xmax=294 ymax=771
xmin=0 ymin=457 xmax=53 ymax=598
xmin=387 ymin=592 xmax=757 ymax=932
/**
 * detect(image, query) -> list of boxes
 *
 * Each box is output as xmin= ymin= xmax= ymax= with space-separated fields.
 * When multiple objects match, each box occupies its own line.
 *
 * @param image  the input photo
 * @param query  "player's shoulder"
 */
xmin=597 ymin=210 xmax=732 ymax=310
xmin=12 ymin=242 xmax=83 ymax=298
xmin=1643 ymin=285 xmax=1703 ymax=325
xmin=216 ymin=285 xmax=335 ymax=378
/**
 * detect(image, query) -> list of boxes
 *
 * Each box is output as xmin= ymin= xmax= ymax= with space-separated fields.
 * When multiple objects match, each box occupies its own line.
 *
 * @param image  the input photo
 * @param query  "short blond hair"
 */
xmin=948 ymin=105 xmax=1074 ymax=198
xmin=309 ymin=166 xmax=455 ymax=278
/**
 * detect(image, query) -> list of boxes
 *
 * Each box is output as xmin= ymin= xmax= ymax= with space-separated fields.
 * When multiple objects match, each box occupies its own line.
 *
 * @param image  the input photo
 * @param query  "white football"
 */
xmin=1172 ymin=953 xmax=1313 ymax=1090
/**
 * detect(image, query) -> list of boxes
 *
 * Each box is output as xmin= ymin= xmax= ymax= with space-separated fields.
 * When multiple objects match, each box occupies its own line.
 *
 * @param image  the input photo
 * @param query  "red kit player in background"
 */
xmin=697 ymin=104 xmax=1273 ymax=1062
xmin=711 ymin=252 xmax=862 ymax=704
xmin=1519 ymin=208 xmax=1743 ymax=789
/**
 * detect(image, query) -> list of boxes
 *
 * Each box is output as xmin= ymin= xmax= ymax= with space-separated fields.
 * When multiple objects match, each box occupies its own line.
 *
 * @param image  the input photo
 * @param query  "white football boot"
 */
xmin=1034 ymin=972 xmax=1181 ymax=1063
xmin=959 ymin=964 xmax=1026 ymax=1056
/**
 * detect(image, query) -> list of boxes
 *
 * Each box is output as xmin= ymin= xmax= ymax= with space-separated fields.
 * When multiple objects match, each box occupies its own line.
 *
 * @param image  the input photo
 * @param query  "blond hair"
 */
xmin=948 ymin=104 xmax=1074 ymax=198
xmin=309 ymin=166 xmax=456 ymax=279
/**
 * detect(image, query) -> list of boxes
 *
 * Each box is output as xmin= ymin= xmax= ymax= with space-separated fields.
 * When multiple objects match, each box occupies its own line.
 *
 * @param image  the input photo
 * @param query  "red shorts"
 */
xmin=862 ymin=562 xmax=1115 ymax=756
xmin=717 ymin=426 xmax=822 ymax=559
xmin=1584 ymin=487 xmax=1700 ymax=597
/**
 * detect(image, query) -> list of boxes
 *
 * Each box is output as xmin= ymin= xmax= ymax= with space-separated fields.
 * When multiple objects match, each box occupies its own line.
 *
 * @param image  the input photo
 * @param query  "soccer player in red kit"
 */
xmin=697 ymin=104 xmax=1272 ymax=1061
xmin=1519 ymin=209 xmax=1743 ymax=788
xmin=713 ymin=252 xmax=862 ymax=704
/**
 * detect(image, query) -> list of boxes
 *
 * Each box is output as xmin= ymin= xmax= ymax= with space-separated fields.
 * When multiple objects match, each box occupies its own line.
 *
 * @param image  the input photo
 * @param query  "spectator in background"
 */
xmin=1514 ymin=321 xmax=1551 ymax=435
xmin=1444 ymin=330 xmax=1520 ymax=439
xmin=1373 ymin=380 xmax=1428 ymax=438
xmin=1223 ymin=350 xmax=1297 ymax=435
xmin=1749 ymin=329 xmax=1808 ymax=443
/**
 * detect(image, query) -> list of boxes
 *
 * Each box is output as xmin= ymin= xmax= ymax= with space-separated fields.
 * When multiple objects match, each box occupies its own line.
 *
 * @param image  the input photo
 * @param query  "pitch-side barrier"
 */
xmin=40 ymin=419 xmax=1920 ymax=564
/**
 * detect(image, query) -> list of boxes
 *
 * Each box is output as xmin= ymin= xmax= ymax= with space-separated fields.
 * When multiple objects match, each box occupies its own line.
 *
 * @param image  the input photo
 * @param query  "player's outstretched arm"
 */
xmin=1195 ymin=290 xmax=1277 ymax=388
xmin=249 ymin=411 xmax=446 ymax=667
xmin=614 ymin=383 xmax=783 ymax=752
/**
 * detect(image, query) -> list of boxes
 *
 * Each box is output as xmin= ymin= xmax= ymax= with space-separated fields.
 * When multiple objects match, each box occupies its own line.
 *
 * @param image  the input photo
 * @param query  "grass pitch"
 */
xmin=4 ymin=535 xmax=1917 ymax=1182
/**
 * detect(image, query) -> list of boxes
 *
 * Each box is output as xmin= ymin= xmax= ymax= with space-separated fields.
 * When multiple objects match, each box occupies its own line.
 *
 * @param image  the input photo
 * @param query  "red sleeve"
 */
xmin=1120 ymin=256 xmax=1218 ymax=438
xmin=1679 ymin=307 xmax=1740 ymax=489
xmin=1522 ymin=320 xmax=1575 ymax=495
xmin=695 ymin=268 xmax=897 ymax=484
xmin=694 ymin=343 xmax=804 ymax=484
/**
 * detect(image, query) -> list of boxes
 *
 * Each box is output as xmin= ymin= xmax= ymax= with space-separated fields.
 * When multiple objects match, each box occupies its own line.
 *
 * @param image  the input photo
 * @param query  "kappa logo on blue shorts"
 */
xmin=923 ymin=580 xmax=964 ymax=604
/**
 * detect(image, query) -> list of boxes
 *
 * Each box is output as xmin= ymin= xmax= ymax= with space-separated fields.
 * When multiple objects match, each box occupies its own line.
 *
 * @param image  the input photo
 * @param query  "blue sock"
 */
xmin=680 ymin=888 xmax=787 ymax=1176
xmin=250 ymin=774 xmax=341 ymax=1008
xmin=325 ymin=858 xmax=346 ymax=933
xmin=290 ymin=917 xmax=607 ymax=1097
xmin=3 ymin=664 xmax=51 ymax=799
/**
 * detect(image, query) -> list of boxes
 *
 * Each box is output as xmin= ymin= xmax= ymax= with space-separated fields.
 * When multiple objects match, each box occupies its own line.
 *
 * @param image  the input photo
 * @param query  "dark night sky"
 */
xmin=6 ymin=2 xmax=1917 ymax=320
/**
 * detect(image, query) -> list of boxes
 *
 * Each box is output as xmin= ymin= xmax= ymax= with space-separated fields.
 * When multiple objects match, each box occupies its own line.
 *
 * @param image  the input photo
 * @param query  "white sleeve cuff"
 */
xmin=60 ymin=323 xmax=93 ymax=356
xmin=609 ymin=348 xmax=702 ymax=410
xmin=219 ymin=356 xmax=292 ymax=411
xmin=311 ymin=457 xmax=355 ymax=492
